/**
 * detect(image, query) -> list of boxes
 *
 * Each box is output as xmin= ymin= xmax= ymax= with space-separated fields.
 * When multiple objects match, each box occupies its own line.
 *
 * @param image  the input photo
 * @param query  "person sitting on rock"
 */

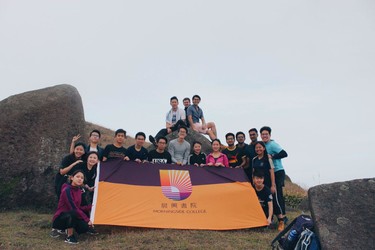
xmin=188 ymin=141 xmax=206 ymax=167
xmin=182 ymin=97 xmax=191 ymax=128
xmin=206 ymin=139 xmax=229 ymax=167
xmin=168 ymin=126 xmax=190 ymax=166
xmin=102 ymin=129 xmax=129 ymax=161
xmin=222 ymin=132 xmax=246 ymax=168
xmin=149 ymin=96 xmax=186 ymax=146
xmin=69 ymin=129 xmax=104 ymax=160
xmin=187 ymin=94 xmax=217 ymax=141
xmin=148 ymin=137 xmax=172 ymax=164
xmin=126 ymin=132 xmax=149 ymax=163
xmin=52 ymin=170 xmax=97 ymax=244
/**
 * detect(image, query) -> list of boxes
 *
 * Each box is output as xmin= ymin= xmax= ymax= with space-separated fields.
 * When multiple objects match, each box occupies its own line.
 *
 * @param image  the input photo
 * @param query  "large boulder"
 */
xmin=308 ymin=178 xmax=375 ymax=250
xmin=0 ymin=84 xmax=85 ymax=209
xmin=147 ymin=129 xmax=212 ymax=155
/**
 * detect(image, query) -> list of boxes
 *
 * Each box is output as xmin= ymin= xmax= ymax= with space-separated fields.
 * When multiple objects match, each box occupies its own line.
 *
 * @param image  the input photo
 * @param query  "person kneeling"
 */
xmin=51 ymin=170 xmax=97 ymax=244
xmin=253 ymin=169 xmax=273 ymax=226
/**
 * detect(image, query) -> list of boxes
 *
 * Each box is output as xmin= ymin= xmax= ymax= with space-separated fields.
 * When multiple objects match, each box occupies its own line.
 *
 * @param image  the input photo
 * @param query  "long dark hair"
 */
xmin=254 ymin=141 xmax=269 ymax=159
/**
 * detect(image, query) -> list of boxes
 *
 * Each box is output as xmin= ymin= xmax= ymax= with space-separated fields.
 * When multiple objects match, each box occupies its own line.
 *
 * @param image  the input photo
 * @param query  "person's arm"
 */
xmin=271 ymin=149 xmax=288 ymax=159
xmin=243 ymin=156 xmax=250 ymax=169
xmin=69 ymin=134 xmax=81 ymax=154
xmin=182 ymin=143 xmax=190 ymax=165
xmin=180 ymin=109 xmax=186 ymax=123
xmin=60 ymin=160 xmax=82 ymax=175
xmin=188 ymin=115 xmax=196 ymax=131
xmin=165 ymin=111 xmax=173 ymax=131
xmin=269 ymin=156 xmax=276 ymax=194
xmin=206 ymin=154 xmax=214 ymax=166
xmin=267 ymin=200 xmax=273 ymax=225
xmin=188 ymin=154 xmax=192 ymax=165
xmin=102 ymin=145 xmax=109 ymax=161
xmin=238 ymin=155 xmax=247 ymax=168
xmin=223 ymin=155 xmax=229 ymax=168
xmin=168 ymin=142 xmax=177 ymax=163
xmin=62 ymin=186 xmax=90 ymax=222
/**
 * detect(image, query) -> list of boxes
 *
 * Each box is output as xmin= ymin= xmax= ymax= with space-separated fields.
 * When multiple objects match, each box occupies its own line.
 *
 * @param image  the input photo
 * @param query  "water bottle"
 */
xmin=287 ymin=229 xmax=298 ymax=241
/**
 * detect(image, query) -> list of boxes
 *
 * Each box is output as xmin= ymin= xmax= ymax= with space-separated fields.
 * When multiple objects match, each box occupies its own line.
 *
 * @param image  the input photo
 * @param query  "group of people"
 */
xmin=51 ymin=95 xmax=289 ymax=244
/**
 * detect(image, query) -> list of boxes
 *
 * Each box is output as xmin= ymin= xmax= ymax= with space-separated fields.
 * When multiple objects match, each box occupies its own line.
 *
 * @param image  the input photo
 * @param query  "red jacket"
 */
xmin=52 ymin=183 xmax=91 ymax=222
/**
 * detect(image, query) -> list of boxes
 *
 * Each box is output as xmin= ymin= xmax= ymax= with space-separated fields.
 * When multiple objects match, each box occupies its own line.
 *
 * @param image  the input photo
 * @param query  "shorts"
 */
xmin=193 ymin=123 xmax=208 ymax=133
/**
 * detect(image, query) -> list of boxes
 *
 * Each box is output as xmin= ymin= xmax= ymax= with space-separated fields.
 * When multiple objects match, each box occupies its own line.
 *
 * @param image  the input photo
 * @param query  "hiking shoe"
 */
xmin=50 ymin=229 xmax=60 ymax=238
xmin=149 ymin=135 xmax=157 ymax=147
xmin=64 ymin=235 xmax=78 ymax=244
xmin=87 ymin=227 xmax=99 ymax=235
xmin=277 ymin=220 xmax=285 ymax=231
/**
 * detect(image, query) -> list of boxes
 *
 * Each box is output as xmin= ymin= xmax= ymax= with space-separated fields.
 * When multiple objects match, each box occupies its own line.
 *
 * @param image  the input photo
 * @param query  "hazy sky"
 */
xmin=1 ymin=1 xmax=374 ymax=188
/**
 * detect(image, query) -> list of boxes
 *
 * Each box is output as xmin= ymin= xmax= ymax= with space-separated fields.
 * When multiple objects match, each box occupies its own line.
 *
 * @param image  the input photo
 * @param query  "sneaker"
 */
xmin=149 ymin=135 xmax=157 ymax=147
xmin=65 ymin=235 xmax=78 ymax=244
xmin=87 ymin=227 xmax=99 ymax=235
xmin=277 ymin=220 xmax=285 ymax=231
xmin=50 ymin=229 xmax=60 ymax=238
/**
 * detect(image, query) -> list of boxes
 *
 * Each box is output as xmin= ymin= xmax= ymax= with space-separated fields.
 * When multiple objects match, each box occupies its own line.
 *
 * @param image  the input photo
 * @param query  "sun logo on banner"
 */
xmin=159 ymin=170 xmax=192 ymax=201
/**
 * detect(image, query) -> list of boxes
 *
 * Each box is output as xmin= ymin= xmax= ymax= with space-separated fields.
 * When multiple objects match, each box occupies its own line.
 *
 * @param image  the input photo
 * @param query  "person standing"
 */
xmin=148 ymin=137 xmax=172 ymax=164
xmin=126 ymin=132 xmax=149 ymax=163
xmin=222 ymin=133 xmax=246 ymax=168
xmin=102 ymin=129 xmax=129 ymax=161
xmin=70 ymin=130 xmax=104 ymax=160
xmin=188 ymin=141 xmax=206 ymax=166
xmin=260 ymin=126 xmax=288 ymax=231
xmin=243 ymin=128 xmax=259 ymax=180
xmin=206 ymin=139 xmax=229 ymax=168
xmin=168 ymin=126 xmax=190 ymax=165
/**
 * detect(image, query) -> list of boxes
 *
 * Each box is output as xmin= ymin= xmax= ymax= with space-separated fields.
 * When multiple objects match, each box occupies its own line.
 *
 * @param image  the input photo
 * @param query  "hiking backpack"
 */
xmin=271 ymin=214 xmax=320 ymax=250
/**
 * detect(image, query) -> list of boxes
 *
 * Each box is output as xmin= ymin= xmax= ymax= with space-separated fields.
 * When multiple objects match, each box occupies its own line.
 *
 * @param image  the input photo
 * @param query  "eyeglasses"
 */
xmin=91 ymin=134 xmax=100 ymax=137
xmin=249 ymin=134 xmax=257 ymax=136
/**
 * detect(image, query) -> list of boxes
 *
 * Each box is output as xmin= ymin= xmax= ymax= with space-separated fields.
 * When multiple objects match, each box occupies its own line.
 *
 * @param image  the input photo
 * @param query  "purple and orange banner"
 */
xmin=90 ymin=159 xmax=267 ymax=230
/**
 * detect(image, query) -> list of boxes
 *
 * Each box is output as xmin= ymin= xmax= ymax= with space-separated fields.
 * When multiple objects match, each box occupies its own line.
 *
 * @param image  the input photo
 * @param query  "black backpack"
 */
xmin=271 ymin=214 xmax=320 ymax=250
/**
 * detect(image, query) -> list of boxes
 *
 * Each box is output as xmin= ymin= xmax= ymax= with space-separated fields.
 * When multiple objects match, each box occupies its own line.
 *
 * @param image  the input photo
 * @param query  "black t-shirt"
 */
xmin=148 ymin=150 xmax=172 ymax=164
xmin=126 ymin=145 xmax=149 ymax=161
xmin=103 ymin=144 xmax=127 ymax=160
xmin=243 ymin=143 xmax=256 ymax=179
xmin=76 ymin=162 xmax=97 ymax=187
xmin=255 ymin=185 xmax=273 ymax=218
xmin=252 ymin=156 xmax=272 ymax=188
xmin=222 ymin=146 xmax=244 ymax=168
xmin=188 ymin=153 xmax=206 ymax=165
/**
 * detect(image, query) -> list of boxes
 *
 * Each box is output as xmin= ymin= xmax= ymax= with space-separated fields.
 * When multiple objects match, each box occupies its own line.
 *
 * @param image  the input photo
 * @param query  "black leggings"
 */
xmin=273 ymin=170 xmax=286 ymax=216
xmin=52 ymin=211 xmax=89 ymax=234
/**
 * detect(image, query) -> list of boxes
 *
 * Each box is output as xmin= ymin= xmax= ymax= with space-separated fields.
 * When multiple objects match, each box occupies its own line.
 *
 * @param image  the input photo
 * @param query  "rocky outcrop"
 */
xmin=0 ymin=84 xmax=85 ymax=209
xmin=308 ymin=178 xmax=375 ymax=250
xmin=147 ymin=129 xmax=212 ymax=155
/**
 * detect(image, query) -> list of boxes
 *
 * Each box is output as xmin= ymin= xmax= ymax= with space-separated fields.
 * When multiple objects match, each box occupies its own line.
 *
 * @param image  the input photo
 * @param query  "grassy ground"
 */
xmin=0 ymin=210 xmax=304 ymax=250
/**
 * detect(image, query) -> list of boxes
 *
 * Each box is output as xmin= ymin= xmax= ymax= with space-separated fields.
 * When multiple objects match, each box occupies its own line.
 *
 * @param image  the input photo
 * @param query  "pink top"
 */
xmin=206 ymin=153 xmax=229 ymax=168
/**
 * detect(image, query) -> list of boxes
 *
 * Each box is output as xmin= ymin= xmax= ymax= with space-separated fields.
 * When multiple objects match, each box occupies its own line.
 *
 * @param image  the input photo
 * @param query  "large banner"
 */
xmin=91 ymin=159 xmax=267 ymax=230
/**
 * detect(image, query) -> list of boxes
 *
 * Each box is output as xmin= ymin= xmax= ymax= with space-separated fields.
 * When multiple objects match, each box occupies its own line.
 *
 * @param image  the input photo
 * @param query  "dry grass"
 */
xmin=0 ymin=210 xmax=303 ymax=250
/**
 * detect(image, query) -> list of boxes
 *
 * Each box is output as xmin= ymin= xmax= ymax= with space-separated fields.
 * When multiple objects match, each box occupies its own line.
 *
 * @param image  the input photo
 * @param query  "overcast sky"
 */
xmin=1 ymin=0 xmax=374 ymax=188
